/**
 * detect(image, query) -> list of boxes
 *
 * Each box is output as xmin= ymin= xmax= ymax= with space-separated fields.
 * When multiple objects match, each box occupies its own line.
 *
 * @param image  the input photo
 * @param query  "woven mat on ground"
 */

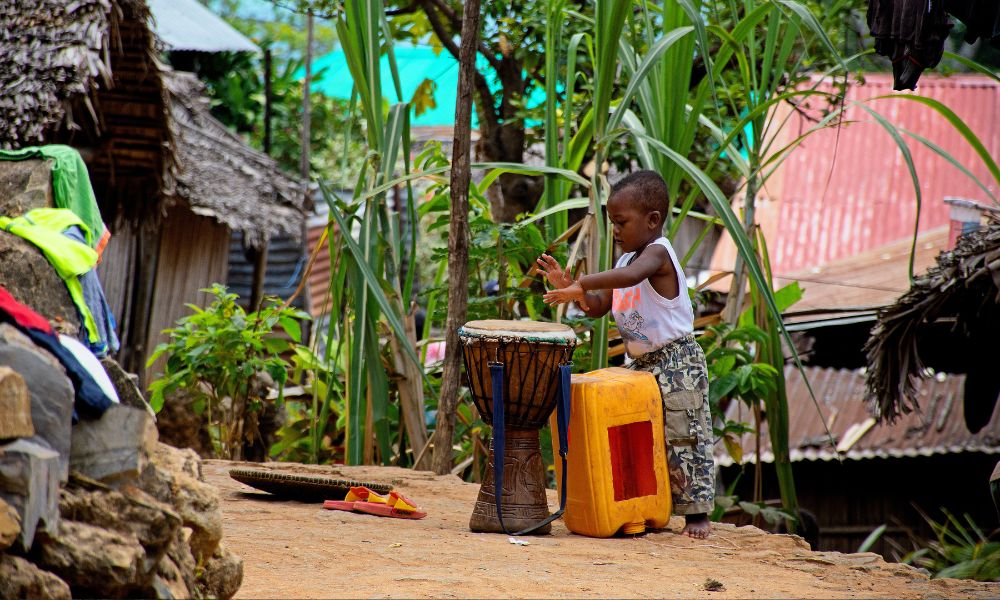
xmin=229 ymin=468 xmax=392 ymax=503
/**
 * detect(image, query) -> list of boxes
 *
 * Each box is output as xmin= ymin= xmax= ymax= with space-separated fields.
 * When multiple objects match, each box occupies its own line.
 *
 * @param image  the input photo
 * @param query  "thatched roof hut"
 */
xmin=864 ymin=221 xmax=1000 ymax=425
xmin=0 ymin=0 xmax=305 ymax=377
xmin=164 ymin=70 xmax=304 ymax=247
xmin=0 ymin=0 xmax=303 ymax=243
xmin=1 ymin=0 xmax=176 ymax=221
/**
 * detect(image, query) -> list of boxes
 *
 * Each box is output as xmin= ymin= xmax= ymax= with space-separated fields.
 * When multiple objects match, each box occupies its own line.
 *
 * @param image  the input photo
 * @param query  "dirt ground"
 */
xmin=204 ymin=460 xmax=998 ymax=599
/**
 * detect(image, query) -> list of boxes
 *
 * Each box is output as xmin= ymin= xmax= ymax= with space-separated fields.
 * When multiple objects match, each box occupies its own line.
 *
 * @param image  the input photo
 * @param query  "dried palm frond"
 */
xmin=0 ymin=0 xmax=118 ymax=147
xmin=864 ymin=221 xmax=1000 ymax=422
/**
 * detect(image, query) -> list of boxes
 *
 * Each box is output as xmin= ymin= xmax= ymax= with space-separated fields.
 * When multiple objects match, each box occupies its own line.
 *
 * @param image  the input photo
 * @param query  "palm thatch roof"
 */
xmin=0 ymin=0 xmax=303 ymax=245
xmin=0 ymin=0 xmax=116 ymax=148
xmin=165 ymin=70 xmax=304 ymax=246
xmin=1 ymin=0 xmax=174 ymax=221
xmin=864 ymin=220 xmax=1000 ymax=423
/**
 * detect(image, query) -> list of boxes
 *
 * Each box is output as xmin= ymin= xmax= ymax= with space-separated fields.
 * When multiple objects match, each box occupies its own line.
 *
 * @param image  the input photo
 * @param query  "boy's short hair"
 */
xmin=611 ymin=170 xmax=670 ymax=224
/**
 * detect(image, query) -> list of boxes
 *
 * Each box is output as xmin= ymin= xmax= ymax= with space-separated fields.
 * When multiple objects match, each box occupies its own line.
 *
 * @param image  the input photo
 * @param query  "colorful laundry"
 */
xmin=0 ymin=284 xmax=114 ymax=420
xmin=945 ymin=0 xmax=1000 ymax=46
xmin=867 ymin=0 xmax=953 ymax=90
xmin=58 ymin=333 xmax=119 ymax=405
xmin=64 ymin=225 xmax=120 ymax=355
xmin=0 ymin=286 xmax=54 ymax=333
xmin=0 ymin=208 xmax=103 ymax=350
xmin=0 ymin=145 xmax=108 ymax=250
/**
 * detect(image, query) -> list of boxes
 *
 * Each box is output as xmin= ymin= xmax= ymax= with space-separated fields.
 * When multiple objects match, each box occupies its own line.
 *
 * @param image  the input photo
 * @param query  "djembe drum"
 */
xmin=459 ymin=319 xmax=577 ymax=534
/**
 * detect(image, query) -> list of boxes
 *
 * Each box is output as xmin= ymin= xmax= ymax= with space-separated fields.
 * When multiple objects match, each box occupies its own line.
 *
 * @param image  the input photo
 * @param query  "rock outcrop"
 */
xmin=0 ymin=438 xmax=61 ymax=550
xmin=0 ymin=324 xmax=74 ymax=480
xmin=0 ymin=497 xmax=20 ymax=550
xmin=0 ymin=354 xmax=243 ymax=598
xmin=0 ymin=366 xmax=32 ymax=440
xmin=141 ymin=442 xmax=224 ymax=562
xmin=0 ymin=553 xmax=71 ymax=600
xmin=0 ymin=157 xmax=241 ymax=598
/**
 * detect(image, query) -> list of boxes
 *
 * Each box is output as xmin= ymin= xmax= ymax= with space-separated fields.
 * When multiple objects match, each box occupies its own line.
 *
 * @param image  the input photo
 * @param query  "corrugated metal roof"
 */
xmin=148 ymin=0 xmax=259 ymax=53
xmin=226 ymin=231 xmax=307 ymax=311
xmin=778 ymin=226 xmax=950 ymax=317
xmin=306 ymin=219 xmax=332 ymax=317
xmin=709 ymin=73 xmax=1000 ymax=280
xmin=715 ymin=365 xmax=1000 ymax=466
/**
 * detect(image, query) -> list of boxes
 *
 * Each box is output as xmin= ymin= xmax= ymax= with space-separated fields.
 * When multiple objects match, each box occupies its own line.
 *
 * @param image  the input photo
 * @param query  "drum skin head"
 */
xmin=461 ymin=319 xmax=576 ymax=342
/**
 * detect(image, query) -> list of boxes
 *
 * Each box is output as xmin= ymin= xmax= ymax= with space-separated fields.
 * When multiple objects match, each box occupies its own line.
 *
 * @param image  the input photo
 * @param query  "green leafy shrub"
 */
xmin=421 ymin=189 xmax=553 ymax=323
xmin=147 ymin=284 xmax=310 ymax=460
xmin=269 ymin=343 xmax=344 ymax=464
xmin=698 ymin=321 xmax=779 ymax=463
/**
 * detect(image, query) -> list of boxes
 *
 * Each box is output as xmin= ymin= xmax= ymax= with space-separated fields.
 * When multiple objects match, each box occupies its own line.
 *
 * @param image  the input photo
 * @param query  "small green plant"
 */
xmin=698 ymin=321 xmax=779 ymax=463
xmin=268 ymin=343 xmax=344 ymax=464
xmin=902 ymin=507 xmax=1000 ymax=581
xmin=422 ymin=189 xmax=553 ymax=323
xmin=147 ymin=284 xmax=310 ymax=460
xmin=700 ymin=320 xmax=791 ymax=527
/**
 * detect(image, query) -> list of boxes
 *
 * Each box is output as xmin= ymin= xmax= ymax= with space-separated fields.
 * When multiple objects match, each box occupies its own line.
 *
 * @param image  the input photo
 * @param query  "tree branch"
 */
xmin=386 ymin=2 xmax=419 ymax=16
xmin=425 ymin=0 xmax=461 ymax=28
xmin=417 ymin=0 xmax=500 ymax=130
xmin=417 ymin=0 xmax=461 ymax=57
xmin=417 ymin=0 xmax=502 ymax=74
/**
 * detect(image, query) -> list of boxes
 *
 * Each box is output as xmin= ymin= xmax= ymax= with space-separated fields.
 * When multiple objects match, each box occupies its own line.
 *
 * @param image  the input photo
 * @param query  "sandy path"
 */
xmin=203 ymin=460 xmax=998 ymax=599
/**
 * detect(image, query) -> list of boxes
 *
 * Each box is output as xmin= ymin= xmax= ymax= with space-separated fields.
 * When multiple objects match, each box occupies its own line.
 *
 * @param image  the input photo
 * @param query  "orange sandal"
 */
xmin=322 ymin=486 xmax=388 ymax=512
xmin=353 ymin=491 xmax=427 ymax=520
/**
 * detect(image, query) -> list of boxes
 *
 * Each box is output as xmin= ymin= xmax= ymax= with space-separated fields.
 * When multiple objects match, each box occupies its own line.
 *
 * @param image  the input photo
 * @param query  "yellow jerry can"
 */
xmin=550 ymin=367 xmax=671 ymax=537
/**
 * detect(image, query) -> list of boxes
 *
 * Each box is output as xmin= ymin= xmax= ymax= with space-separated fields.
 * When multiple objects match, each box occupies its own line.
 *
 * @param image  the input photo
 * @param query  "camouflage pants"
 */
xmin=628 ymin=334 xmax=715 ymax=515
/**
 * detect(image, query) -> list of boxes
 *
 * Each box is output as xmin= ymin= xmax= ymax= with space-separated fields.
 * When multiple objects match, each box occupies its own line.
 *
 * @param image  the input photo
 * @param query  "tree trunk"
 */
xmin=475 ymin=113 xmax=541 ymax=221
xmin=476 ymin=54 xmax=543 ymax=223
xmin=432 ymin=0 xmax=481 ymax=475
xmin=414 ymin=0 xmax=542 ymax=224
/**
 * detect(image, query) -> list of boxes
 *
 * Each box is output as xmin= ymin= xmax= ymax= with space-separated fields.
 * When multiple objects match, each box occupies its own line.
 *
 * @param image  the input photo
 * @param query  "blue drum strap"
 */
xmin=489 ymin=362 xmax=509 ymax=534
xmin=510 ymin=363 xmax=572 ymax=536
xmin=489 ymin=362 xmax=573 ymax=537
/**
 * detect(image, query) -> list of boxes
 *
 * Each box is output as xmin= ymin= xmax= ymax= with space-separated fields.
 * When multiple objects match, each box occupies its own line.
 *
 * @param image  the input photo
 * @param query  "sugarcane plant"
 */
xmin=323 ymin=0 xmax=429 ymax=466
xmin=311 ymin=0 xmax=1000 ymax=478
xmin=319 ymin=0 xmax=588 ymax=468
xmin=530 ymin=0 xmax=848 ymax=526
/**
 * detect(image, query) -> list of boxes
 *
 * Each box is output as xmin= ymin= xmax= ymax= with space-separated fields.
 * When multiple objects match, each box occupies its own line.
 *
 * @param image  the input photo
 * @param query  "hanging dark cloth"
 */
xmin=868 ymin=0 xmax=953 ymax=90
xmin=944 ymin=0 xmax=1000 ymax=47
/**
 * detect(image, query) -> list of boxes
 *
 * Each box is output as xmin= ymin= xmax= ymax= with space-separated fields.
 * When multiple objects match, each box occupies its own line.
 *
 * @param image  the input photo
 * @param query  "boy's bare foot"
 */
xmin=681 ymin=513 xmax=711 ymax=539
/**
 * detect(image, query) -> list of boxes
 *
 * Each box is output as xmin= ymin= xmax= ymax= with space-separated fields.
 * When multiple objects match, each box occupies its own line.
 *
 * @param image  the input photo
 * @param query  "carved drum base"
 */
xmin=469 ymin=427 xmax=552 ymax=534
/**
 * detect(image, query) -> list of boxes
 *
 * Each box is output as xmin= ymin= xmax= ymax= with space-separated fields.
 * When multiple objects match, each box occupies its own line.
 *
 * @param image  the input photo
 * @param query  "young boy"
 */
xmin=537 ymin=170 xmax=715 ymax=539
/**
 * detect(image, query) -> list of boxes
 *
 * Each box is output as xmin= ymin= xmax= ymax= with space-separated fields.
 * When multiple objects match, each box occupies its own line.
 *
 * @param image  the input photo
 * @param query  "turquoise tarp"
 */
xmin=304 ymin=45 xmax=546 ymax=128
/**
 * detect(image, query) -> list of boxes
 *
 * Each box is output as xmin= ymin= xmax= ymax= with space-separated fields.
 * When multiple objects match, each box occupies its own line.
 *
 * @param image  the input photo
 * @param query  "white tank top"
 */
xmin=610 ymin=236 xmax=693 ymax=358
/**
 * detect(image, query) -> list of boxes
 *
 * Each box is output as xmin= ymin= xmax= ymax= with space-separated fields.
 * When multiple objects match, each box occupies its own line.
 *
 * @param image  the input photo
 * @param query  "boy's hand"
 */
xmin=536 ymin=254 xmax=573 ymax=289
xmin=543 ymin=281 xmax=589 ymax=311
